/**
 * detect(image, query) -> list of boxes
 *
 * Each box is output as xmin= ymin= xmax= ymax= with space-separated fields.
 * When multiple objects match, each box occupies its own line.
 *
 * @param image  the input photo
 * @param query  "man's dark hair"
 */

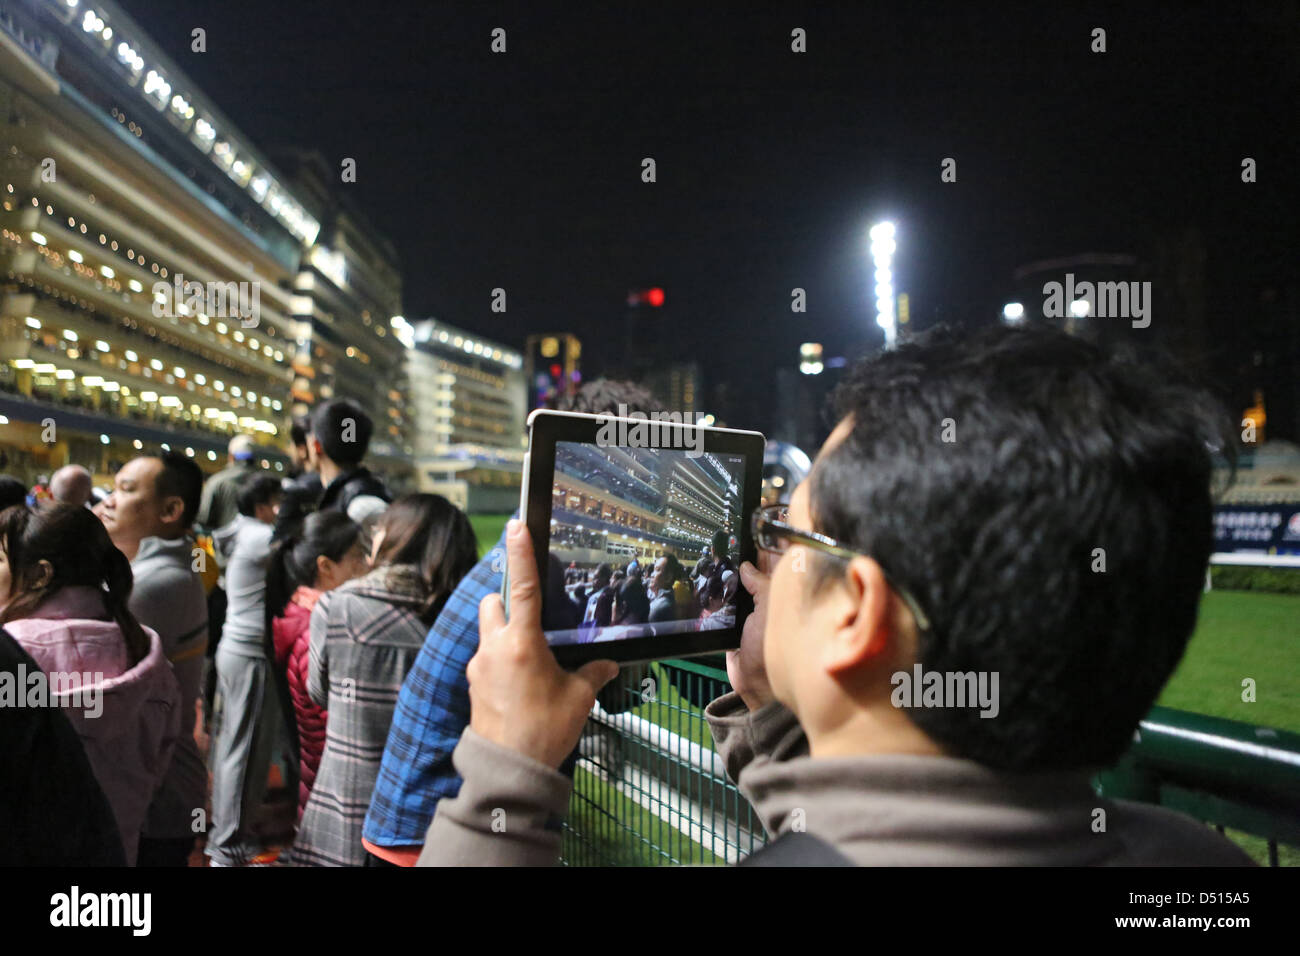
xmin=235 ymin=472 xmax=282 ymax=518
xmin=660 ymin=553 xmax=682 ymax=583
xmin=593 ymin=562 xmax=613 ymax=584
xmin=310 ymin=399 xmax=373 ymax=468
xmin=554 ymin=379 xmax=665 ymax=416
xmin=809 ymin=325 xmax=1233 ymax=772
xmin=154 ymin=453 xmax=204 ymax=529
xmin=290 ymin=415 xmax=310 ymax=449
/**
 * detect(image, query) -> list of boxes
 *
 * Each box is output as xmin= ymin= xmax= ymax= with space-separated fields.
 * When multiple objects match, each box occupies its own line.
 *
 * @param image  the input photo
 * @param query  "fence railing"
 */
xmin=562 ymin=662 xmax=1300 ymax=866
xmin=1094 ymin=706 xmax=1300 ymax=867
xmin=561 ymin=657 xmax=767 ymax=865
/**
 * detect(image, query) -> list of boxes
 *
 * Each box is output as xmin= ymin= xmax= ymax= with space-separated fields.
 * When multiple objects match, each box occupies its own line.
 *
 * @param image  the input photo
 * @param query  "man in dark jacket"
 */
xmin=307 ymin=399 xmax=391 ymax=525
xmin=273 ymin=415 xmax=323 ymax=541
xmin=416 ymin=326 xmax=1254 ymax=867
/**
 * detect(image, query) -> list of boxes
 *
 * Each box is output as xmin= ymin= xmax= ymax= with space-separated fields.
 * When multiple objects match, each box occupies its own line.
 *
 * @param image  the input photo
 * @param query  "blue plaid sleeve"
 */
xmin=364 ymin=538 xmax=504 ymax=847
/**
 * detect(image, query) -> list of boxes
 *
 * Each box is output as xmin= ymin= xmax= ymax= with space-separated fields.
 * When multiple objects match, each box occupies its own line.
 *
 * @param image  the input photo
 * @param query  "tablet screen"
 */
xmin=542 ymin=440 xmax=748 ymax=646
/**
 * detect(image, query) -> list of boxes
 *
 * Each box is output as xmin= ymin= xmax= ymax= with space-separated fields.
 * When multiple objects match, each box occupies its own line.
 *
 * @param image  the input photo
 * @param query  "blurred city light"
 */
xmin=1003 ymin=302 xmax=1025 ymax=323
xmin=799 ymin=342 xmax=824 ymax=375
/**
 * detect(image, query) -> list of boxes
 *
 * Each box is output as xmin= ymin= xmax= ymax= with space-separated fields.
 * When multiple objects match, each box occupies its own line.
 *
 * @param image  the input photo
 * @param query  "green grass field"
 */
xmin=1159 ymin=591 xmax=1300 ymax=733
xmin=564 ymin=767 xmax=727 ymax=866
xmin=1160 ymin=591 xmax=1300 ymax=866
xmin=469 ymin=513 xmax=511 ymax=557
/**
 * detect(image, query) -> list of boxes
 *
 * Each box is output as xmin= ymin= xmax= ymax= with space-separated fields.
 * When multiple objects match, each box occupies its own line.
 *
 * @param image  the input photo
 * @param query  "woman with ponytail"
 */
xmin=266 ymin=511 xmax=368 ymax=824
xmin=0 ymin=503 xmax=182 ymax=865
xmin=294 ymin=494 xmax=478 ymax=866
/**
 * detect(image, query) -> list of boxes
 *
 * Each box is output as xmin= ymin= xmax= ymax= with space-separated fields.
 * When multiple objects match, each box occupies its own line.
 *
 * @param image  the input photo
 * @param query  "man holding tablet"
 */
xmin=417 ymin=325 xmax=1252 ymax=867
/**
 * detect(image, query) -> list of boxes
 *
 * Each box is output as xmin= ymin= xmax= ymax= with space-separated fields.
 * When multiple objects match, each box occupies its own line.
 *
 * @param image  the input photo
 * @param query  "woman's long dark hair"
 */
xmin=371 ymin=494 xmax=478 ymax=626
xmin=0 ymin=503 xmax=151 ymax=666
xmin=265 ymin=510 xmax=362 ymax=633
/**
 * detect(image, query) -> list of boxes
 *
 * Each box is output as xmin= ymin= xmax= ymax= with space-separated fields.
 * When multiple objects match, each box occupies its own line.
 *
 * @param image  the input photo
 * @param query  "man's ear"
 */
xmin=821 ymin=556 xmax=894 ymax=676
xmin=159 ymin=495 xmax=186 ymax=527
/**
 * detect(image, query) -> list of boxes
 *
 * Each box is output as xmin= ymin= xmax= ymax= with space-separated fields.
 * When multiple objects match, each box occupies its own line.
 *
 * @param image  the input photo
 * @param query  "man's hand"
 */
xmin=727 ymin=558 xmax=776 ymax=711
xmin=471 ymin=520 xmax=620 ymax=768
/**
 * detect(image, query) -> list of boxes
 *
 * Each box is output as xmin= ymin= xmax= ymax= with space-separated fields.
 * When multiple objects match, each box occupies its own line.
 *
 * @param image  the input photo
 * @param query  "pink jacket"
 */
xmin=8 ymin=586 xmax=182 ymax=866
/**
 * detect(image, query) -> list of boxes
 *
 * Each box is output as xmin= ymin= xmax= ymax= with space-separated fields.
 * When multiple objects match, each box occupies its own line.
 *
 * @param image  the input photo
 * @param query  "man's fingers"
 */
xmin=740 ymin=560 xmax=769 ymax=596
xmin=504 ymin=519 xmax=543 ymax=626
xmin=573 ymin=659 xmax=620 ymax=698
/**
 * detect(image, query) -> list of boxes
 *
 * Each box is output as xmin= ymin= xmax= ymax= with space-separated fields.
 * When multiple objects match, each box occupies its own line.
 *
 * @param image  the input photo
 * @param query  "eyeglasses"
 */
xmin=751 ymin=504 xmax=932 ymax=633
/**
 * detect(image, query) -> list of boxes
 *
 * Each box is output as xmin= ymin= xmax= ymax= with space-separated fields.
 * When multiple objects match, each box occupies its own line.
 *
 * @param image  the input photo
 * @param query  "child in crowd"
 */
xmin=267 ymin=511 xmax=369 ymax=823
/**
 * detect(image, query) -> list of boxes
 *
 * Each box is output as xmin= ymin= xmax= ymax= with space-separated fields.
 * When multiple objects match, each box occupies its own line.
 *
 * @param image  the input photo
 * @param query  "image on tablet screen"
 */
xmin=542 ymin=441 xmax=746 ymax=646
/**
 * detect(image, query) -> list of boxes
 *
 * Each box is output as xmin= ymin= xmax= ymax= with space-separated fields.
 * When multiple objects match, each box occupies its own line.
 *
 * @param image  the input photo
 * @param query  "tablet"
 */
xmin=515 ymin=409 xmax=765 ymax=667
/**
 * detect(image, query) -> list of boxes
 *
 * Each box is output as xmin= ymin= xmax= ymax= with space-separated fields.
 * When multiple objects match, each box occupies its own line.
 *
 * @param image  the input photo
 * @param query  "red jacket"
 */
xmin=272 ymin=587 xmax=327 ymax=822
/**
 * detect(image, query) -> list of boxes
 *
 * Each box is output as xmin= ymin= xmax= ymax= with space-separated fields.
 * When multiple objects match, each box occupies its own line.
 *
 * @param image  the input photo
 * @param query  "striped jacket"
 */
xmin=292 ymin=564 xmax=433 ymax=866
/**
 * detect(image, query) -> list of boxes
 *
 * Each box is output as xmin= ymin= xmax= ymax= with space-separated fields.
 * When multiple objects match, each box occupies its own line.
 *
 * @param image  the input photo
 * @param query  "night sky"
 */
xmin=117 ymin=1 xmax=1299 ymax=433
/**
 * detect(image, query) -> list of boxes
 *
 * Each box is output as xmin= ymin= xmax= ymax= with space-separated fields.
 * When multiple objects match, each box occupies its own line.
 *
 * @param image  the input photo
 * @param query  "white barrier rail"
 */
xmin=1210 ymin=552 xmax=1300 ymax=568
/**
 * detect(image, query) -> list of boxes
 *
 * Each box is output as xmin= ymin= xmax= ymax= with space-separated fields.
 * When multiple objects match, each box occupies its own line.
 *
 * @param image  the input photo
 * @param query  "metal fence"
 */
xmin=561 ymin=658 xmax=768 ymax=866
xmin=561 ymin=665 xmax=1300 ymax=867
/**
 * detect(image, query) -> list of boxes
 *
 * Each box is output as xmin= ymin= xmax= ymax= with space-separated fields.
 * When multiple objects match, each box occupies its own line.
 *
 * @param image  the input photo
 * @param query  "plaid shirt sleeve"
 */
xmin=363 ymin=542 xmax=504 ymax=847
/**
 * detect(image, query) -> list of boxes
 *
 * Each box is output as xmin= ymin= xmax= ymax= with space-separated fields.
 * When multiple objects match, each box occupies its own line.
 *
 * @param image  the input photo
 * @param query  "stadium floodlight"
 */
xmin=1003 ymin=302 xmax=1025 ymax=323
xmin=1070 ymin=298 xmax=1091 ymax=318
xmin=869 ymin=221 xmax=898 ymax=348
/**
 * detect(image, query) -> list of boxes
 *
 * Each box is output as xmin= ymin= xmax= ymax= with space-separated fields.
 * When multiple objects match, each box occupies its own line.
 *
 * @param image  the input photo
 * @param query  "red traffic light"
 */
xmin=627 ymin=287 xmax=666 ymax=307
xmin=550 ymin=363 xmax=562 ymax=378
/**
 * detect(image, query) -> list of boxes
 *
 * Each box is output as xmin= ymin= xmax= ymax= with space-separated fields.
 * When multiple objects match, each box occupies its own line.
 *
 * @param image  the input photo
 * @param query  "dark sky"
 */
xmin=117 ymin=0 xmax=1298 ymax=429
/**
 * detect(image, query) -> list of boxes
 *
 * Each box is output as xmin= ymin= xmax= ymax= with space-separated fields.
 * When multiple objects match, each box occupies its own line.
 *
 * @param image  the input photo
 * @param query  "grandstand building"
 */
xmin=0 ymin=0 xmax=408 ymax=485
xmin=550 ymin=443 xmax=744 ymax=568
xmin=408 ymin=317 xmax=525 ymax=512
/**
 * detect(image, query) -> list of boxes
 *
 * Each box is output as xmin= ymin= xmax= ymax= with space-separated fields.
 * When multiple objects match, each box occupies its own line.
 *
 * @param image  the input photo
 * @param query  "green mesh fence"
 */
xmin=561 ymin=657 xmax=769 ymax=866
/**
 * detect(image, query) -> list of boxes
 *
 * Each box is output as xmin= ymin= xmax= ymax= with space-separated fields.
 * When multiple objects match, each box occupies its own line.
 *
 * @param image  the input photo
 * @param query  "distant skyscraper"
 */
xmin=409 ymin=319 xmax=525 ymax=512
xmin=642 ymin=361 xmax=702 ymax=416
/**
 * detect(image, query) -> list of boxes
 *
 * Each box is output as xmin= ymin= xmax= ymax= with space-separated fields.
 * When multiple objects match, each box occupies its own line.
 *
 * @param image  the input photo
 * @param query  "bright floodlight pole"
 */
xmin=870 ymin=221 xmax=897 ymax=349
